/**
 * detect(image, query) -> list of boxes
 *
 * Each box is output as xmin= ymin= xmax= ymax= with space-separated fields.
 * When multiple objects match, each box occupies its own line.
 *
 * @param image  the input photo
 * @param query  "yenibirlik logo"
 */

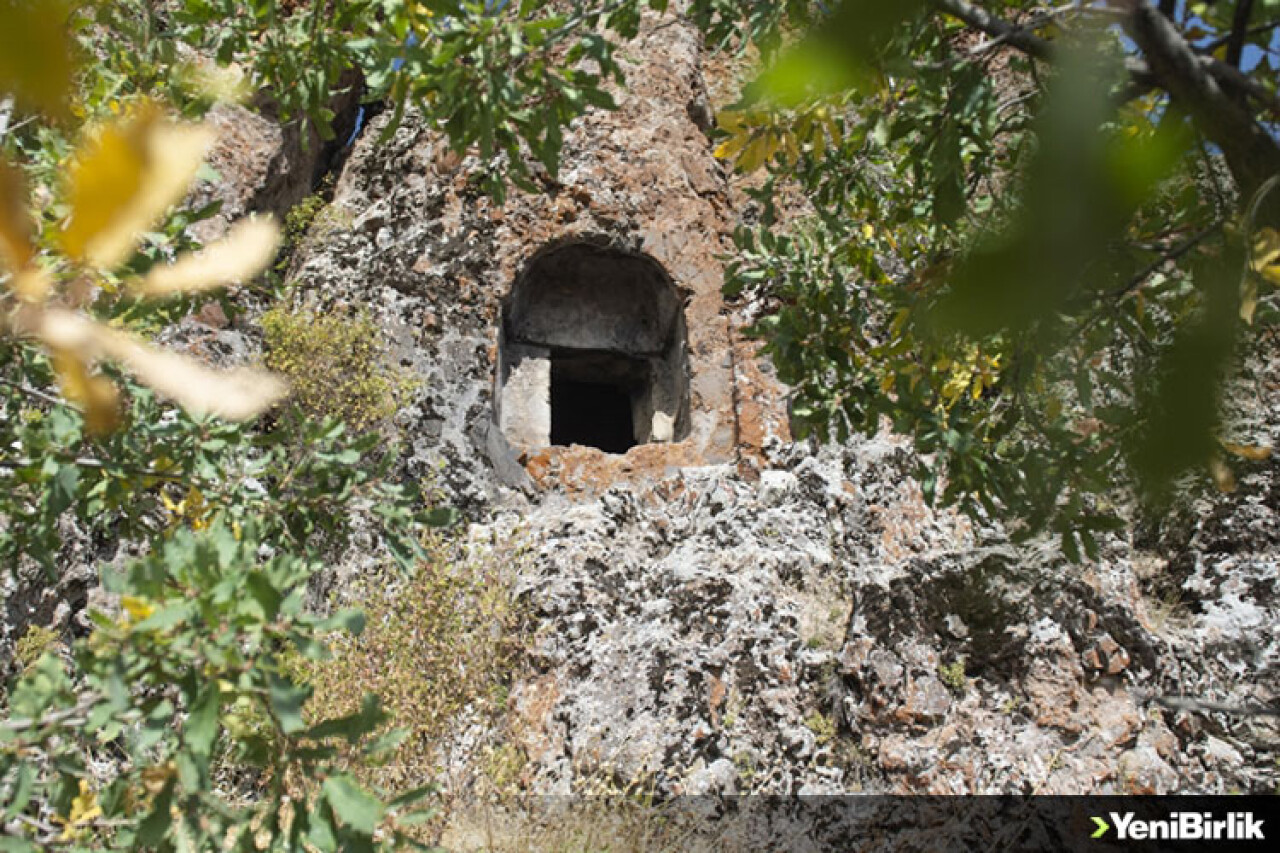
xmin=1091 ymin=812 xmax=1265 ymax=842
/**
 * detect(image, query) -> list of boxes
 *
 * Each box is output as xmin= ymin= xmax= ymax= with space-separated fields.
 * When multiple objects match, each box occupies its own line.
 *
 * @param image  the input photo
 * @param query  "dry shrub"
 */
xmin=261 ymin=305 xmax=414 ymax=431
xmin=300 ymin=535 xmax=522 ymax=792
xmin=438 ymin=796 xmax=746 ymax=853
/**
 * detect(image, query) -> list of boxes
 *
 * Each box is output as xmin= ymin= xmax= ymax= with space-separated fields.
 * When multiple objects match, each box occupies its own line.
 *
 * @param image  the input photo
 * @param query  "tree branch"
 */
xmin=1202 ymin=52 xmax=1280 ymax=116
xmin=0 ymin=376 xmax=64 ymax=407
xmin=1116 ymin=0 xmax=1280 ymax=214
xmin=1201 ymin=17 xmax=1280 ymax=53
xmin=1111 ymin=221 xmax=1224 ymax=300
xmin=929 ymin=0 xmax=1280 ymax=198
xmin=0 ymin=454 xmax=187 ymax=483
xmin=928 ymin=0 xmax=1053 ymax=61
xmin=2 ymin=695 xmax=99 ymax=733
xmin=1225 ymin=0 xmax=1254 ymax=68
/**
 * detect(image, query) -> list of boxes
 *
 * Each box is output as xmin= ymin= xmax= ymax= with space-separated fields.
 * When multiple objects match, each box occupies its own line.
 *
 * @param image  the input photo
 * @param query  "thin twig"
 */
xmin=3 ymin=696 xmax=99 ymax=734
xmin=0 ymin=454 xmax=188 ymax=483
xmin=1224 ymin=0 xmax=1255 ymax=69
xmin=930 ymin=0 xmax=1053 ymax=61
xmin=1200 ymin=18 xmax=1280 ymax=53
xmin=1110 ymin=221 xmax=1225 ymax=300
xmin=0 ymin=376 xmax=64 ymax=408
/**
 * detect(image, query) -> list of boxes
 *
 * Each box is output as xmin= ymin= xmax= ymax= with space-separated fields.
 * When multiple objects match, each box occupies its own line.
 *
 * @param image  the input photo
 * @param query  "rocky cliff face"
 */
xmin=239 ymin=7 xmax=1280 ymax=798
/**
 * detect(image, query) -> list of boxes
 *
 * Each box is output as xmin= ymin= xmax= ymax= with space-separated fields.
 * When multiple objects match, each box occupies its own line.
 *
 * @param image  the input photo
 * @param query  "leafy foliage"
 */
xmin=0 ymin=2 xmax=441 ymax=849
xmin=11 ymin=626 xmax=61 ymax=677
xmin=69 ymin=1 xmax=682 ymax=198
xmin=713 ymin=0 xmax=1279 ymax=555
xmin=0 ymin=523 xmax=436 ymax=851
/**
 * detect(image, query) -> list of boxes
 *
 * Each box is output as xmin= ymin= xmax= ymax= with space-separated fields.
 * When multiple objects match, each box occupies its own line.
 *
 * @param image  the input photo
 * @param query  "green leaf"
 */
xmin=46 ymin=462 xmax=79 ymax=517
xmin=184 ymin=681 xmax=221 ymax=757
xmin=387 ymin=784 xmax=437 ymax=811
xmin=362 ymin=725 xmax=408 ymax=759
xmin=423 ymin=507 xmax=459 ymax=528
xmin=313 ymin=608 xmax=366 ymax=635
xmin=307 ymin=801 xmax=339 ymax=852
xmin=132 ymin=602 xmax=192 ymax=633
xmin=289 ymin=629 xmax=332 ymax=661
xmin=137 ymin=699 xmax=175 ymax=752
xmin=303 ymin=694 xmax=384 ymax=743
xmin=136 ymin=781 xmax=174 ymax=847
xmin=2 ymin=763 xmax=34 ymax=819
xmin=268 ymin=672 xmax=312 ymax=735
xmin=245 ymin=571 xmax=284 ymax=620
xmin=322 ymin=774 xmax=384 ymax=835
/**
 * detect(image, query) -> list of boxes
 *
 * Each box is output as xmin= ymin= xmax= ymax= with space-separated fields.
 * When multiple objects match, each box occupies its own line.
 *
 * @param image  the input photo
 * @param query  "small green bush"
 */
xmin=13 ymin=625 xmax=60 ymax=675
xmin=284 ymin=192 xmax=328 ymax=250
xmin=262 ymin=306 xmax=413 ymax=431
xmin=939 ymin=658 xmax=968 ymax=695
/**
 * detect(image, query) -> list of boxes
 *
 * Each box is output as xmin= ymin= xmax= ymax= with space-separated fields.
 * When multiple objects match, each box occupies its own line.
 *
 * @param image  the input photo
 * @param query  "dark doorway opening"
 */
xmin=497 ymin=243 xmax=692 ymax=454
xmin=551 ymin=377 xmax=635 ymax=453
xmin=550 ymin=351 xmax=643 ymax=453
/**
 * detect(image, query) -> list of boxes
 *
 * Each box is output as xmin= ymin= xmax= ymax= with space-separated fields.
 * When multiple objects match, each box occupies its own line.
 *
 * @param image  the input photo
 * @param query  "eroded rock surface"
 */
xmin=276 ymin=4 xmax=1280 ymax=798
xmin=452 ymin=433 xmax=1278 ymax=796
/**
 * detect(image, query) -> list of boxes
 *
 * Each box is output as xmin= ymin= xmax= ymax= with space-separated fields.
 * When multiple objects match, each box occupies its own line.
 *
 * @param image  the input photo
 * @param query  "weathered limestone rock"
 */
xmin=289 ymin=9 xmax=765 ymax=505
xmin=187 ymin=71 xmax=363 ymax=244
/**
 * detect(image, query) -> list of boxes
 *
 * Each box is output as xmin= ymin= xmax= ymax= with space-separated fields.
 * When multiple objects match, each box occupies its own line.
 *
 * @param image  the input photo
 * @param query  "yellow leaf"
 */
xmin=50 ymin=348 xmax=121 ymax=435
xmin=121 ymin=596 xmax=155 ymax=623
xmin=1241 ymin=275 xmax=1259 ymax=325
xmin=61 ymin=105 xmax=215 ymax=269
xmin=134 ymin=216 xmax=280 ymax=297
xmin=781 ymin=130 xmax=801 ymax=164
xmin=140 ymin=763 xmax=175 ymax=796
xmin=889 ymin=307 xmax=910 ymax=337
xmin=763 ymin=132 xmax=782 ymax=163
xmin=160 ymin=490 xmax=182 ymax=516
xmin=713 ymin=131 xmax=749 ymax=162
xmin=1252 ymin=227 xmax=1280 ymax=268
xmin=182 ymin=486 xmax=209 ymax=530
xmin=1221 ymin=441 xmax=1273 ymax=461
xmin=1246 ymin=227 xmax=1280 ymax=323
xmin=36 ymin=308 xmax=288 ymax=421
xmin=0 ymin=0 xmax=75 ymax=118
xmin=810 ymin=120 xmax=827 ymax=159
xmin=715 ymin=109 xmax=744 ymax=133
xmin=0 ymin=158 xmax=33 ymax=272
xmin=100 ymin=329 xmax=288 ymax=421
xmin=822 ymin=114 xmax=842 ymax=148
xmin=59 ymin=780 xmax=102 ymax=840
xmin=11 ymin=268 xmax=51 ymax=302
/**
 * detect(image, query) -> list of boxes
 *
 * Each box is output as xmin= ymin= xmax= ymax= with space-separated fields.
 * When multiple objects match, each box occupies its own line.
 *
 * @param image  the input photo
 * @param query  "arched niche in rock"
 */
xmin=495 ymin=242 xmax=691 ymax=454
